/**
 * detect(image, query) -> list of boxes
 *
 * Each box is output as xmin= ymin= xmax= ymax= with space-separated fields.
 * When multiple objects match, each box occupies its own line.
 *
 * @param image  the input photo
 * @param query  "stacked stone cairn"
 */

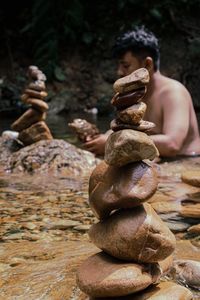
xmin=11 ymin=66 xmax=53 ymax=146
xmin=76 ymin=68 xmax=193 ymax=299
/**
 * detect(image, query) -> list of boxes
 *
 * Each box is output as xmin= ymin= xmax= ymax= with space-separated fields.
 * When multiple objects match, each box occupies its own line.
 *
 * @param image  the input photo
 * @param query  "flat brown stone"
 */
xmin=113 ymin=68 xmax=149 ymax=94
xmin=11 ymin=108 xmax=46 ymax=132
xmin=89 ymin=160 xmax=158 ymax=219
xmin=116 ymin=102 xmax=147 ymax=125
xmin=111 ymin=89 xmax=146 ymax=110
xmin=89 ymin=203 xmax=176 ymax=263
xmin=105 ymin=130 xmax=159 ymax=167
xmin=179 ymin=203 xmax=200 ymax=218
xmin=181 ymin=170 xmax=200 ymax=187
xmin=77 ymin=252 xmax=161 ymax=298
xmin=18 ymin=121 xmax=53 ymax=146
xmin=187 ymin=223 xmax=200 ymax=234
xmin=88 ymin=281 xmax=193 ymax=300
xmin=26 ymin=98 xmax=49 ymax=112
xmin=110 ymin=119 xmax=155 ymax=132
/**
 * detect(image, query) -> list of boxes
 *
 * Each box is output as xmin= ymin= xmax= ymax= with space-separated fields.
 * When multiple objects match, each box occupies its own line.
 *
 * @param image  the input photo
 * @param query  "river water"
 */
xmin=0 ymin=113 xmax=200 ymax=299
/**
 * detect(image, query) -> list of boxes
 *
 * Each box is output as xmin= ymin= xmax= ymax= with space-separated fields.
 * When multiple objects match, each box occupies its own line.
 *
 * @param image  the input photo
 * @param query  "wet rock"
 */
xmin=117 ymin=102 xmax=147 ymax=125
xmin=181 ymin=170 xmax=200 ymax=187
xmin=88 ymin=281 xmax=193 ymax=300
xmin=110 ymin=119 xmax=156 ymax=133
xmin=18 ymin=121 xmax=53 ymax=146
xmin=180 ymin=203 xmax=200 ymax=219
xmin=68 ymin=118 xmax=100 ymax=143
xmin=187 ymin=223 xmax=200 ymax=234
xmin=89 ymin=203 xmax=176 ymax=263
xmin=6 ymin=139 xmax=99 ymax=176
xmin=105 ymin=129 xmax=159 ymax=167
xmin=77 ymin=252 xmax=161 ymax=298
xmin=113 ymin=68 xmax=149 ymax=94
xmin=171 ymin=259 xmax=200 ymax=289
xmin=11 ymin=108 xmax=46 ymax=132
xmin=89 ymin=160 xmax=158 ymax=219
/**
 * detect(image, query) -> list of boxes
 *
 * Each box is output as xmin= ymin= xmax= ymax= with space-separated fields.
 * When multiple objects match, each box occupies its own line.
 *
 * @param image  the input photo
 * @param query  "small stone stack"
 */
xmin=76 ymin=68 xmax=185 ymax=298
xmin=11 ymin=66 xmax=53 ymax=146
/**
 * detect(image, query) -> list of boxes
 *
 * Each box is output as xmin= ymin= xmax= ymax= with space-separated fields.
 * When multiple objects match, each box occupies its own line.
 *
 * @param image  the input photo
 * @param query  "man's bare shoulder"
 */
xmin=156 ymin=73 xmax=191 ymax=100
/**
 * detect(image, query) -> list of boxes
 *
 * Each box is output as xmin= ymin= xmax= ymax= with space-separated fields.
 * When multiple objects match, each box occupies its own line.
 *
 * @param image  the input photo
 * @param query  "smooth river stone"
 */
xmin=26 ymin=98 xmax=49 ymax=112
xmin=11 ymin=108 xmax=46 ymax=132
xmin=181 ymin=170 xmax=200 ymax=187
xmin=110 ymin=119 xmax=155 ymax=133
xmin=111 ymin=88 xmax=146 ymax=110
xmin=89 ymin=281 xmax=193 ymax=300
xmin=18 ymin=121 xmax=53 ymax=146
xmin=89 ymin=160 xmax=158 ymax=219
xmin=113 ymin=68 xmax=149 ymax=94
xmin=171 ymin=259 xmax=200 ymax=290
xmin=117 ymin=102 xmax=147 ymax=125
xmin=105 ymin=130 xmax=159 ymax=167
xmin=76 ymin=252 xmax=161 ymax=298
xmin=89 ymin=203 xmax=176 ymax=263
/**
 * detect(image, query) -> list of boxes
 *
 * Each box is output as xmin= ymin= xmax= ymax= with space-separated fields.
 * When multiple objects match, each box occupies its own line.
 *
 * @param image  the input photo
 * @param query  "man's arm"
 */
xmin=150 ymin=85 xmax=190 ymax=157
xmin=84 ymin=130 xmax=112 ymax=156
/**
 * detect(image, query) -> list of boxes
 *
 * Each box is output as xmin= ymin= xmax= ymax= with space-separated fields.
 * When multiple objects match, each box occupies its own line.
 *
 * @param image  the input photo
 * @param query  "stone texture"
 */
xmin=68 ymin=118 xmax=100 ymax=142
xmin=89 ymin=160 xmax=158 ymax=219
xmin=110 ymin=119 xmax=156 ymax=132
xmin=171 ymin=259 xmax=200 ymax=290
xmin=89 ymin=281 xmax=193 ymax=300
xmin=180 ymin=203 xmax=200 ymax=218
xmin=26 ymin=98 xmax=49 ymax=112
xmin=187 ymin=223 xmax=200 ymax=234
xmin=6 ymin=139 xmax=99 ymax=175
xmin=117 ymin=102 xmax=147 ymax=125
xmin=11 ymin=108 xmax=46 ymax=132
xmin=77 ymin=252 xmax=161 ymax=298
xmin=111 ymin=89 xmax=146 ymax=110
xmin=113 ymin=68 xmax=149 ymax=94
xmin=105 ymin=130 xmax=159 ymax=167
xmin=181 ymin=170 xmax=200 ymax=187
xmin=18 ymin=121 xmax=53 ymax=146
xmin=89 ymin=203 xmax=176 ymax=263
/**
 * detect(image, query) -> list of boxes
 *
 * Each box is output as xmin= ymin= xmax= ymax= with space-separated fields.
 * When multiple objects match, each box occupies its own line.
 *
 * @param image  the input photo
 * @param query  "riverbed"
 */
xmin=0 ymin=114 xmax=200 ymax=299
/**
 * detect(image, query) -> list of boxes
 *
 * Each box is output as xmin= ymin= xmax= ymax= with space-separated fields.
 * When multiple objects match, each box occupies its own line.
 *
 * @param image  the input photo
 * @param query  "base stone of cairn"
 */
xmin=76 ymin=68 xmax=192 ymax=298
xmin=11 ymin=66 xmax=53 ymax=146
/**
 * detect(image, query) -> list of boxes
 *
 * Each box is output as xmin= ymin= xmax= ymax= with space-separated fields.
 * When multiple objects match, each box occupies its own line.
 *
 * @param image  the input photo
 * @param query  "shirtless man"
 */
xmin=84 ymin=26 xmax=200 ymax=157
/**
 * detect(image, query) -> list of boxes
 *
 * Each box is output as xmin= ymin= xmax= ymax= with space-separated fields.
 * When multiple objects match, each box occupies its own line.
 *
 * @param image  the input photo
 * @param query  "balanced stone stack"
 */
xmin=77 ymin=68 xmax=193 ymax=299
xmin=11 ymin=66 xmax=53 ymax=146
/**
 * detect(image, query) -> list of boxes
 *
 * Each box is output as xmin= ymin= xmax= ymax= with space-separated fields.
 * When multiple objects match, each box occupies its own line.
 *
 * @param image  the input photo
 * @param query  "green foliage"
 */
xmin=1 ymin=0 xmax=200 ymax=80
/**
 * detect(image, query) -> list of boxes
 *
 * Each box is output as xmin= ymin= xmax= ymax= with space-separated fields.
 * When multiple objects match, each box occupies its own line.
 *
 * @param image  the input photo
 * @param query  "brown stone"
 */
xmin=89 ymin=203 xmax=176 ymax=263
xmin=180 ymin=203 xmax=200 ymax=218
xmin=68 ymin=118 xmax=100 ymax=142
xmin=110 ymin=118 xmax=155 ymax=133
xmin=24 ymin=88 xmax=48 ymax=100
xmin=18 ymin=121 xmax=53 ymax=146
xmin=26 ymin=98 xmax=49 ymax=112
xmin=187 ymin=223 xmax=200 ymax=234
xmin=171 ymin=259 xmax=200 ymax=290
xmin=89 ymin=281 xmax=193 ymax=300
xmin=111 ymin=88 xmax=146 ymax=110
xmin=28 ymin=82 xmax=46 ymax=91
xmin=11 ymin=108 xmax=46 ymax=132
xmin=105 ymin=130 xmax=159 ymax=167
xmin=89 ymin=160 xmax=158 ymax=219
xmin=181 ymin=170 xmax=200 ymax=187
xmin=117 ymin=102 xmax=147 ymax=125
xmin=77 ymin=252 xmax=161 ymax=298
xmin=113 ymin=68 xmax=149 ymax=94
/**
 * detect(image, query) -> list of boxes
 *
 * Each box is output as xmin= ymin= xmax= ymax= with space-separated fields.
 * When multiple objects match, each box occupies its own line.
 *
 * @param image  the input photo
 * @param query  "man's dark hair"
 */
xmin=112 ymin=26 xmax=160 ymax=71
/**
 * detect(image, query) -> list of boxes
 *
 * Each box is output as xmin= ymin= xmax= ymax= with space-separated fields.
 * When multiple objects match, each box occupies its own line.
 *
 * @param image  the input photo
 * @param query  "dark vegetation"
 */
xmin=0 ymin=0 xmax=200 ymax=116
